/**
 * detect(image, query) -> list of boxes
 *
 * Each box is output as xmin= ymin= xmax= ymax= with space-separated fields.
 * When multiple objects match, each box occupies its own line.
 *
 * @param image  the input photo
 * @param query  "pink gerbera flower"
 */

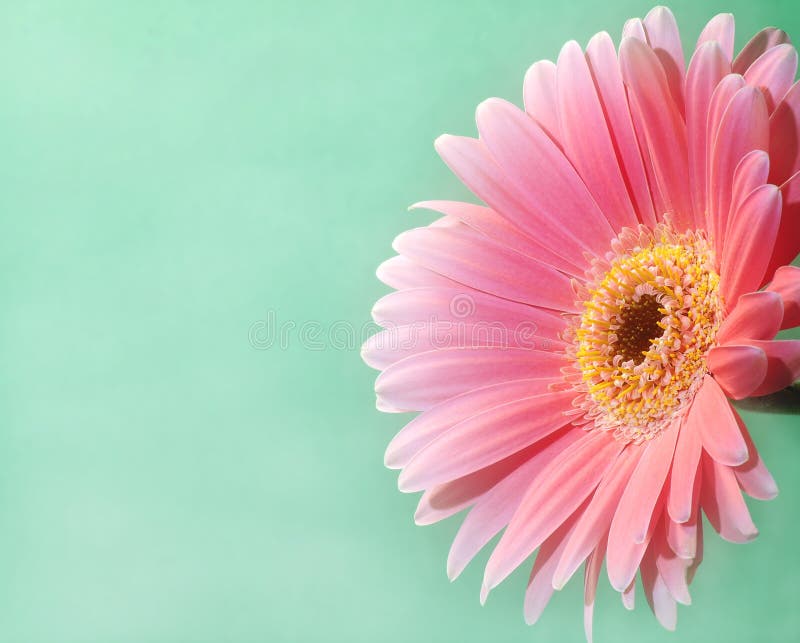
xmin=363 ymin=5 xmax=800 ymax=639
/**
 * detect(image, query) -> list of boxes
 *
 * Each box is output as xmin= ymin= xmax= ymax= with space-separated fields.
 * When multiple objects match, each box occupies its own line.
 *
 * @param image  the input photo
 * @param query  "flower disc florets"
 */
xmin=570 ymin=224 xmax=724 ymax=443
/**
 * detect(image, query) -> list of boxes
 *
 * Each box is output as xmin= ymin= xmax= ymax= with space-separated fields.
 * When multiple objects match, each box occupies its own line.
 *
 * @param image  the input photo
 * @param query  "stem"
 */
xmin=733 ymin=382 xmax=800 ymax=415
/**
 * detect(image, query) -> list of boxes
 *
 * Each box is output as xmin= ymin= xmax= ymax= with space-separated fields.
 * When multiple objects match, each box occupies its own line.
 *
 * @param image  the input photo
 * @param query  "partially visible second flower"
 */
xmin=363 ymin=6 xmax=800 ymax=640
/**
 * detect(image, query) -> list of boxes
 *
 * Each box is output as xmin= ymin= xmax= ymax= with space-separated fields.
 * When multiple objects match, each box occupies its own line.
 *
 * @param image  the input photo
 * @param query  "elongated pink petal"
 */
xmin=643 ymin=6 xmax=686 ymax=114
xmin=385 ymin=378 xmax=557 ymax=468
xmin=586 ymin=31 xmax=657 ymax=227
xmin=745 ymin=339 xmax=800 ymax=396
xmin=556 ymin=40 xmax=637 ymax=231
xmin=728 ymin=149 xmax=771 ymax=227
xmin=619 ymin=37 xmax=693 ymax=230
xmin=701 ymin=453 xmax=758 ymax=543
xmin=622 ymin=581 xmax=636 ymax=610
xmin=484 ymin=431 xmax=623 ymax=592
xmin=769 ymin=81 xmax=800 ymax=184
xmin=622 ymin=17 xmax=646 ymax=41
xmin=667 ymin=505 xmax=700 ymax=560
xmin=641 ymin=548 xmax=678 ymax=630
xmin=686 ymin=42 xmax=729 ymax=223
xmin=652 ymin=519 xmax=692 ymax=605
xmin=414 ymin=441 xmax=547 ymax=525
xmin=720 ymin=184 xmax=781 ymax=303
xmin=447 ymin=429 xmax=584 ymax=580
xmin=733 ymin=27 xmax=792 ymax=74
xmin=705 ymin=73 xmax=746 ymax=241
xmin=553 ymin=446 xmax=640 ymax=589
xmin=696 ymin=13 xmax=735 ymax=61
xmin=398 ymin=390 xmax=575 ymax=492
xmin=716 ymin=291 xmax=783 ymax=344
xmin=474 ymin=98 xmax=616 ymax=254
xmin=410 ymin=201 xmax=582 ymax=277
xmin=707 ymin=345 xmax=768 ymax=400
xmin=611 ymin=422 xmax=679 ymax=544
xmin=393 ymin=224 xmax=577 ymax=311
xmin=375 ymin=347 xmax=568 ymax=411
xmin=668 ymin=413 xmax=702 ymax=524
xmin=733 ymin=412 xmax=778 ymax=501
xmin=766 ymin=265 xmax=800 ymax=329
xmin=377 ymin=255 xmax=462 ymax=290
xmin=372 ymin=287 xmax=567 ymax=340
xmin=743 ymin=43 xmax=798 ymax=110
xmin=767 ymin=175 xmax=800 ymax=275
xmin=583 ymin=537 xmax=607 ymax=643
xmin=710 ymin=86 xmax=769 ymax=252
xmin=693 ymin=376 xmax=750 ymax=465
xmin=523 ymin=60 xmax=561 ymax=144
xmin=523 ymin=508 xmax=585 ymax=623
xmin=434 ymin=134 xmax=591 ymax=273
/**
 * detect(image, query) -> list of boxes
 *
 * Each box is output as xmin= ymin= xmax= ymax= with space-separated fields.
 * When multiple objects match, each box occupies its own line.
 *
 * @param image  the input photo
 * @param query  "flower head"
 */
xmin=363 ymin=6 xmax=800 ymax=639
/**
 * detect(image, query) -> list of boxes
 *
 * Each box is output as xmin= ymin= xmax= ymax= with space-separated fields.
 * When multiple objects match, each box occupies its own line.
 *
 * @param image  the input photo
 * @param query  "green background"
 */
xmin=2 ymin=1 xmax=799 ymax=641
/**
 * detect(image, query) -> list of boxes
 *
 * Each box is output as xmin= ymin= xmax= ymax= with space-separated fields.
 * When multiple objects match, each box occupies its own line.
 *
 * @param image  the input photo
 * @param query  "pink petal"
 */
xmin=619 ymin=37 xmax=693 ymax=231
xmin=375 ymin=347 xmax=568 ymax=411
xmin=643 ymin=6 xmax=686 ymax=115
xmin=433 ymin=133 xmax=597 ymax=274
xmin=640 ymin=547 xmax=678 ymax=630
xmin=710 ymin=87 xmax=769 ymax=255
xmin=611 ymin=423 xmax=679 ymax=544
xmin=733 ymin=28 xmax=792 ymax=75
xmin=586 ymin=31 xmax=657 ymax=227
xmin=397 ymin=389 xmax=575 ymax=492
xmin=622 ymin=18 xmax=646 ymax=42
xmin=385 ymin=378 xmax=557 ymax=469
xmin=523 ymin=60 xmax=561 ymax=144
xmin=607 ymin=424 xmax=678 ymax=591
xmin=393 ymin=224 xmax=577 ymax=311
xmin=522 ymin=508 xmax=584 ymax=624
xmin=552 ymin=445 xmax=641 ymax=589
xmin=410 ymin=200 xmax=582 ymax=277
xmin=693 ymin=375 xmax=750 ymax=465
xmin=376 ymin=255 xmax=462 ymax=290
xmin=707 ymin=345 xmax=769 ymax=400
xmin=583 ymin=537 xmax=607 ymax=643
xmin=685 ymin=42 xmax=729 ymax=224
xmin=716 ymin=291 xmax=783 ymax=344
xmin=362 ymin=322 xmax=564 ymax=371
xmin=704 ymin=73 xmax=746 ymax=240
xmin=766 ymin=265 xmax=800 ymax=329
xmin=701 ymin=453 xmax=758 ymax=543
xmin=667 ymin=506 xmax=700 ymax=560
xmin=414 ymin=441 xmax=545 ymax=525
xmin=371 ymin=287 xmax=568 ymax=340
xmin=652 ymin=520 xmax=692 ymax=605
xmin=733 ymin=412 xmax=778 ymax=501
xmin=474 ymin=98 xmax=616 ymax=255
xmin=769 ymin=80 xmax=800 ymax=184
xmin=446 ymin=428 xmax=584 ymax=580
xmin=743 ymin=43 xmax=798 ymax=111
xmin=696 ymin=13 xmax=735 ymax=62
xmin=767 ymin=174 xmax=800 ymax=275
xmin=483 ymin=431 xmax=623 ymax=592
xmin=667 ymin=413 xmax=702 ymax=524
xmin=556 ymin=40 xmax=638 ymax=232
xmin=745 ymin=339 xmax=800 ymax=396
xmin=720 ymin=184 xmax=781 ymax=304
xmin=728 ymin=149 xmax=771 ymax=228
xmin=622 ymin=581 xmax=636 ymax=610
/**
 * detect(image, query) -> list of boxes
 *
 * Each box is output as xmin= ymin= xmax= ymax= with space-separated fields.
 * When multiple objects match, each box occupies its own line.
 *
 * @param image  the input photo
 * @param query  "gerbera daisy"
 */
xmin=363 ymin=6 xmax=800 ymax=639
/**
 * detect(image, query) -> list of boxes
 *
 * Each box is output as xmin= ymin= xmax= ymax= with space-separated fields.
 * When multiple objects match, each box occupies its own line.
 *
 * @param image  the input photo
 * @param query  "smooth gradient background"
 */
xmin=2 ymin=1 xmax=799 ymax=641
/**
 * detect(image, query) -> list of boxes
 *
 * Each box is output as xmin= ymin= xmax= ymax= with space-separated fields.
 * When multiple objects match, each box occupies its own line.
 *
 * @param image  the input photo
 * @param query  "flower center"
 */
xmin=569 ymin=225 xmax=723 ymax=443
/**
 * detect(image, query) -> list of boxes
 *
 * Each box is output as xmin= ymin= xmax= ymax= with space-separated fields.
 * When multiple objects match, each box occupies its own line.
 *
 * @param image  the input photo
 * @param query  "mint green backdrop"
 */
xmin=2 ymin=1 xmax=798 ymax=641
